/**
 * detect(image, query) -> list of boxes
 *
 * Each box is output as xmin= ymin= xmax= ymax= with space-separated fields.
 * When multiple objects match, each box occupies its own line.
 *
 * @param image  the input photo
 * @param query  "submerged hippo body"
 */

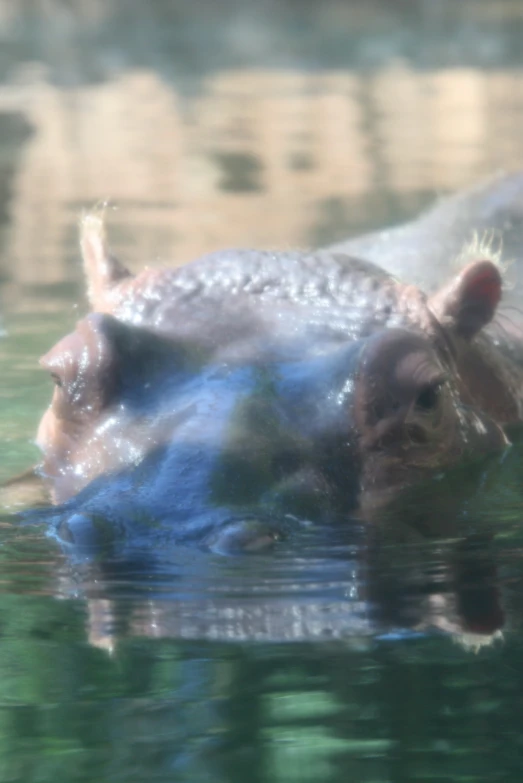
xmin=34 ymin=174 xmax=523 ymax=553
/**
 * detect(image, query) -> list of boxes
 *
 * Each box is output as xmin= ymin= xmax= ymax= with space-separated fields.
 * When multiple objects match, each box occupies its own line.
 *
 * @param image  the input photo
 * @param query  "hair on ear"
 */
xmin=428 ymin=260 xmax=502 ymax=339
xmin=80 ymin=207 xmax=132 ymax=311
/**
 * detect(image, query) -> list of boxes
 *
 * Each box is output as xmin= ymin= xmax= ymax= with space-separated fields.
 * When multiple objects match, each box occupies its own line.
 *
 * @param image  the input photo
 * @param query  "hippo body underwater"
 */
xmin=31 ymin=173 xmax=523 ymax=553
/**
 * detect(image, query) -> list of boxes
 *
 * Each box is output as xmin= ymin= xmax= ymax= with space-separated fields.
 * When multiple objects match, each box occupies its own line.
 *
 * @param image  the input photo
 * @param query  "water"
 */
xmin=2 ymin=1 xmax=523 ymax=780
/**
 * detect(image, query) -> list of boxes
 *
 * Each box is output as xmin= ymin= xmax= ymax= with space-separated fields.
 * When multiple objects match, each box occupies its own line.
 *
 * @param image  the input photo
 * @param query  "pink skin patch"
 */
xmin=467 ymin=265 xmax=502 ymax=310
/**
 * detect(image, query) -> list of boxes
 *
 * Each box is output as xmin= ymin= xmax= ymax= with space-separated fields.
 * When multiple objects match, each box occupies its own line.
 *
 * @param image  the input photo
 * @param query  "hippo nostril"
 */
xmin=405 ymin=423 xmax=430 ymax=444
xmin=57 ymin=513 xmax=103 ymax=549
xmin=205 ymin=518 xmax=286 ymax=555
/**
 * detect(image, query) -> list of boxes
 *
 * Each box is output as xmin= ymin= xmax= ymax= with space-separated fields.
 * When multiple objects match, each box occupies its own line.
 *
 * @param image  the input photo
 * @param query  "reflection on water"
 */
xmin=3 ymin=1 xmax=523 ymax=781
xmin=5 ymin=64 xmax=523 ymax=287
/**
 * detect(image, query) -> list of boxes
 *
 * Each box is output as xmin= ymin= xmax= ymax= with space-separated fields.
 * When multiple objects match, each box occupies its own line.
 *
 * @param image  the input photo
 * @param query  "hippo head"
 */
xmin=34 ymin=215 xmax=515 ymax=551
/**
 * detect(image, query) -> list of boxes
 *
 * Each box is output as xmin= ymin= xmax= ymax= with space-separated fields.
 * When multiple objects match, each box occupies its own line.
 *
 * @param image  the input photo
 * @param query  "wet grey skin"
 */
xmin=29 ymin=173 xmax=523 ymax=555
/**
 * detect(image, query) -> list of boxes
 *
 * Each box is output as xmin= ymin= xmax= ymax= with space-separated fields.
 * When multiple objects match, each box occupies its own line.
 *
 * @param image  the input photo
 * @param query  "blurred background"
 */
xmin=1 ymin=0 xmax=523 ymax=299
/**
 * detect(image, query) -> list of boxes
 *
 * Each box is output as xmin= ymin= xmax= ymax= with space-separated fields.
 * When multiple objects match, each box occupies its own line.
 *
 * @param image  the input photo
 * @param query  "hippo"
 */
xmin=30 ymin=173 xmax=523 ymax=553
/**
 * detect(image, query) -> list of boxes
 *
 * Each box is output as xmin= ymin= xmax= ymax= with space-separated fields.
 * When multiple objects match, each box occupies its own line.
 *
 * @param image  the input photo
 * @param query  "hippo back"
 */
xmin=330 ymin=171 xmax=523 ymax=306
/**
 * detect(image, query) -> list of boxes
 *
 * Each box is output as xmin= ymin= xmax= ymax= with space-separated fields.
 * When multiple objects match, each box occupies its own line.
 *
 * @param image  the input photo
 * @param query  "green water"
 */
xmin=2 ymin=1 xmax=523 ymax=780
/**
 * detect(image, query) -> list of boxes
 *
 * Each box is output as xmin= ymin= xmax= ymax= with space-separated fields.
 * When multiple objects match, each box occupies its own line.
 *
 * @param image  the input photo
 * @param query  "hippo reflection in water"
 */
xmin=33 ymin=173 xmax=523 ymax=553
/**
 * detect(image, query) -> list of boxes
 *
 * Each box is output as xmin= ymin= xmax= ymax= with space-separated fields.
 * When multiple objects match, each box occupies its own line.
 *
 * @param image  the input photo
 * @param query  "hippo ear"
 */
xmin=80 ymin=211 xmax=132 ymax=312
xmin=428 ymin=260 xmax=502 ymax=339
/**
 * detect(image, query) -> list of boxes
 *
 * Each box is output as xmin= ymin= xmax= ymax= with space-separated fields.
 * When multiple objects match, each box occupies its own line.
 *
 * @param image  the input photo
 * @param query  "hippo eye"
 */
xmin=50 ymin=372 xmax=63 ymax=388
xmin=415 ymin=380 xmax=444 ymax=412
